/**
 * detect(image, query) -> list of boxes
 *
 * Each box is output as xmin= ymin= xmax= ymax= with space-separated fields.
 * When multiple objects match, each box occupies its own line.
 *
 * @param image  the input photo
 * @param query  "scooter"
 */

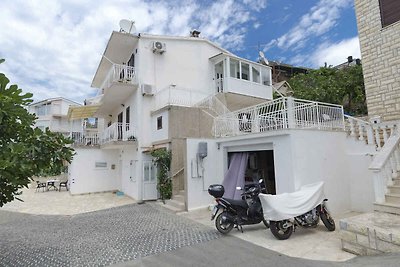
xmin=208 ymin=180 xmax=269 ymax=234
xmin=259 ymin=182 xmax=335 ymax=240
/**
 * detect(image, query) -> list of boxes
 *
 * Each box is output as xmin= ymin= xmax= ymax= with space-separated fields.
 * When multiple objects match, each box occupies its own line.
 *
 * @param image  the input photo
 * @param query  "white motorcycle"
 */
xmin=259 ymin=182 xmax=335 ymax=240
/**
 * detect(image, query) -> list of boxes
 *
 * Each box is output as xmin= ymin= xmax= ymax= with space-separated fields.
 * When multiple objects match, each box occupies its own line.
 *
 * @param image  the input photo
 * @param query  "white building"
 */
xmin=67 ymin=28 xmax=399 ymax=217
xmin=28 ymin=97 xmax=82 ymax=134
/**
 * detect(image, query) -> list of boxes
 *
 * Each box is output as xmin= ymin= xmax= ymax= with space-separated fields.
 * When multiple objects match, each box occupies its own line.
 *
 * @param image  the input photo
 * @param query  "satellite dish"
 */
xmin=119 ymin=19 xmax=136 ymax=34
xmin=258 ymin=51 xmax=269 ymax=65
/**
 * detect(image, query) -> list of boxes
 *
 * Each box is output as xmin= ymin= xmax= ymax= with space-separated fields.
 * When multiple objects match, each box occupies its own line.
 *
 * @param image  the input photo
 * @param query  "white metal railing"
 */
xmin=101 ymin=122 xmax=136 ymax=144
xmin=213 ymin=97 xmax=344 ymax=137
xmin=101 ymin=64 xmax=137 ymax=90
xmin=369 ymin=129 xmax=400 ymax=203
xmin=70 ymin=132 xmax=100 ymax=146
xmin=193 ymin=94 xmax=231 ymax=117
xmin=345 ymin=115 xmax=399 ymax=149
xmin=153 ymin=86 xmax=208 ymax=111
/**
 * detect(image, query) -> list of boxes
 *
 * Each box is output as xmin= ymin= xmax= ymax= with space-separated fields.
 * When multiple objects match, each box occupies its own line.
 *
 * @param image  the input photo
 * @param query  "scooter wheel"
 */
xmin=270 ymin=220 xmax=293 ymax=240
xmin=215 ymin=212 xmax=234 ymax=234
xmin=320 ymin=209 xmax=335 ymax=231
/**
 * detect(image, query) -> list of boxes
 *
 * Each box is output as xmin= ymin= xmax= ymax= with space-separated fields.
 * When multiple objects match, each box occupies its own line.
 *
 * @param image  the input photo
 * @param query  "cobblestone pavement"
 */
xmin=0 ymin=203 xmax=221 ymax=267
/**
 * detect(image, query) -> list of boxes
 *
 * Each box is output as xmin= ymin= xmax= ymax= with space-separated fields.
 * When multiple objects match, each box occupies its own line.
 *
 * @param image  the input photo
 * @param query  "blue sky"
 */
xmin=0 ymin=0 xmax=360 ymax=103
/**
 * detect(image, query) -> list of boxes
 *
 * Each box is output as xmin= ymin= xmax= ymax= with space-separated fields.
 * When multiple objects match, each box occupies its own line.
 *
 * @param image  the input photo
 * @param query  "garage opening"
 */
xmin=227 ymin=150 xmax=276 ymax=195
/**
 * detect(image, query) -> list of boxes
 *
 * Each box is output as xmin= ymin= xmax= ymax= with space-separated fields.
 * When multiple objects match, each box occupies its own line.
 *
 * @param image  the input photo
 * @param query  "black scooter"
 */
xmin=208 ymin=181 xmax=269 ymax=234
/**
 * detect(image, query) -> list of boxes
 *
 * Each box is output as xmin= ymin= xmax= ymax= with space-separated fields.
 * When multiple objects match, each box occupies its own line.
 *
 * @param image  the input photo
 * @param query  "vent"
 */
xmin=141 ymin=84 xmax=154 ymax=96
xmin=152 ymin=41 xmax=166 ymax=54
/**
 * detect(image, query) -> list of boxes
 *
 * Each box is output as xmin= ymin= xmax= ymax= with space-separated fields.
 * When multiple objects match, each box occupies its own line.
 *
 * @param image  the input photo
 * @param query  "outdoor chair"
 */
xmin=47 ymin=181 xmax=57 ymax=191
xmin=59 ymin=180 xmax=68 ymax=191
xmin=35 ymin=181 xmax=46 ymax=192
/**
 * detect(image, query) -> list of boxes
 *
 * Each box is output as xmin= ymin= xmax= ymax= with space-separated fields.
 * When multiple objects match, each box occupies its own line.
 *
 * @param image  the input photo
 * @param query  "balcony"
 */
xmin=153 ymin=86 xmax=209 ymax=111
xmin=70 ymin=123 xmax=136 ymax=147
xmin=96 ymin=64 xmax=138 ymax=116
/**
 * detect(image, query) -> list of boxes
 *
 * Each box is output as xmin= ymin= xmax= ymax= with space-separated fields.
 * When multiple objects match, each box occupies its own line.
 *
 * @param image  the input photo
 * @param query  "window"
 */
xmin=126 ymin=106 xmax=130 ymax=131
xmin=230 ymin=59 xmax=240 ymax=78
xmin=252 ymin=66 xmax=261 ymax=83
xmin=157 ymin=116 xmax=162 ymax=130
xmin=95 ymin=162 xmax=107 ymax=168
xmin=241 ymin=62 xmax=249 ymax=80
xmin=261 ymin=67 xmax=270 ymax=86
xmin=379 ymin=0 xmax=400 ymax=27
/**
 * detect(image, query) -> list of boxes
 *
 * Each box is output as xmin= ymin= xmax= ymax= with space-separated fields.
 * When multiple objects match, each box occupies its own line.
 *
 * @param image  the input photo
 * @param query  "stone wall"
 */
xmin=354 ymin=0 xmax=400 ymax=121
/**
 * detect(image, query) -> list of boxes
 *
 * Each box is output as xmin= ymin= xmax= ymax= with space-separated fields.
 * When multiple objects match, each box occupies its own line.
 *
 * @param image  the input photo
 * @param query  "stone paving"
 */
xmin=0 ymin=203 xmax=221 ymax=267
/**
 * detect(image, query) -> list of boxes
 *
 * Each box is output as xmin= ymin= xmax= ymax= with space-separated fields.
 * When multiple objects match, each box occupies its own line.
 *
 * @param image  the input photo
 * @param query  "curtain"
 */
xmin=222 ymin=152 xmax=249 ymax=200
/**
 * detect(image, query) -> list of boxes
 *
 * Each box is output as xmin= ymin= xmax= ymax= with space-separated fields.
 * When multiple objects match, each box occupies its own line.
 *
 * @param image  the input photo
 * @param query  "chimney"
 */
xmin=347 ymin=56 xmax=353 ymax=63
xmin=190 ymin=29 xmax=201 ymax=37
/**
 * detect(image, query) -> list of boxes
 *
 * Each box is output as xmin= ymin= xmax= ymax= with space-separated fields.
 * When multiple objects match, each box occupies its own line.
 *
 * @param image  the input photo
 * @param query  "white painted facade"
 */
xmin=185 ymin=130 xmax=375 ymax=215
xmin=28 ymin=97 xmax=82 ymax=133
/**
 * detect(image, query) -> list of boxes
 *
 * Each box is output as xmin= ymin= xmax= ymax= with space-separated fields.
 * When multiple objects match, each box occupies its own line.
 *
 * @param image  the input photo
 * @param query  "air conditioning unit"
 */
xmin=141 ymin=84 xmax=154 ymax=96
xmin=152 ymin=41 xmax=166 ymax=54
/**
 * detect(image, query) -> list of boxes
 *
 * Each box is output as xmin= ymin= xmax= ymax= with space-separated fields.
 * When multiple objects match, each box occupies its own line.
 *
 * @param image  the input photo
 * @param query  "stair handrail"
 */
xmin=369 ymin=129 xmax=400 ymax=203
xmin=171 ymin=167 xmax=184 ymax=178
xmin=344 ymin=115 xmax=374 ymax=145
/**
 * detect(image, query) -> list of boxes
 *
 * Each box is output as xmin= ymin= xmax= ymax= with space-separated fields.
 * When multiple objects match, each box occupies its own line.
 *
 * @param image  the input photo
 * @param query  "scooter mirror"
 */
xmin=236 ymin=186 xmax=242 ymax=190
xmin=259 ymin=179 xmax=263 ymax=184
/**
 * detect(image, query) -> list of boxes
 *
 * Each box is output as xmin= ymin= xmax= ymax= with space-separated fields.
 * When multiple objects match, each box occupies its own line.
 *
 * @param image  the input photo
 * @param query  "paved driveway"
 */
xmin=0 ymin=203 xmax=220 ymax=267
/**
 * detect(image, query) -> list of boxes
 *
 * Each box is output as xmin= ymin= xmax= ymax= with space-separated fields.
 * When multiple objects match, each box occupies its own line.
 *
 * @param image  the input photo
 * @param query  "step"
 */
xmin=374 ymin=202 xmax=400 ymax=216
xmin=160 ymin=203 xmax=184 ymax=213
xmin=166 ymin=198 xmax=185 ymax=210
xmin=393 ymin=178 xmax=400 ymax=186
xmin=388 ymin=185 xmax=400 ymax=195
xmin=172 ymin=194 xmax=184 ymax=202
xmin=385 ymin=193 xmax=400 ymax=205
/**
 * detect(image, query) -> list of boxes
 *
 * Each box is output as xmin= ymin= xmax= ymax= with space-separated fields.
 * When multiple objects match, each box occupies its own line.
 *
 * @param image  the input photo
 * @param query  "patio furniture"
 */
xmin=59 ymin=180 xmax=68 ymax=191
xmin=35 ymin=181 xmax=46 ymax=192
xmin=46 ymin=180 xmax=59 ymax=191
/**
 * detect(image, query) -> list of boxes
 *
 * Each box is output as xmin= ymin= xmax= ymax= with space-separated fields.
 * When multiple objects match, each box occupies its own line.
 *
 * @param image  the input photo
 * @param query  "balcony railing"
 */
xmin=213 ymin=97 xmax=345 ymax=137
xmin=70 ymin=123 xmax=135 ymax=146
xmin=101 ymin=64 xmax=137 ymax=90
xmin=101 ymin=122 xmax=136 ymax=144
xmin=153 ymin=86 xmax=209 ymax=111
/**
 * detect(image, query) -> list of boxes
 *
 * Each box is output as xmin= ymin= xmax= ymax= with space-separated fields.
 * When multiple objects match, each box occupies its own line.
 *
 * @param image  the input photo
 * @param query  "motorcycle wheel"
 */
xmin=262 ymin=218 xmax=270 ymax=228
xmin=215 ymin=212 xmax=234 ymax=234
xmin=270 ymin=220 xmax=293 ymax=240
xmin=320 ymin=208 xmax=335 ymax=231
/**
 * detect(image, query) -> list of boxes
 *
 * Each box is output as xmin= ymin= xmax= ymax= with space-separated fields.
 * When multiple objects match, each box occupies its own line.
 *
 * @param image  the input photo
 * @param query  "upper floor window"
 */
xmin=36 ymin=103 xmax=51 ymax=116
xmin=157 ymin=116 xmax=162 ymax=130
xmin=379 ymin=0 xmax=400 ymax=27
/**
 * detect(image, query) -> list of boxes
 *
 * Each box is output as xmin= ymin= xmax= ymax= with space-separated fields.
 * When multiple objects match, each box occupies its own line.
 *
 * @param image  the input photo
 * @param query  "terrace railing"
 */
xmin=213 ymin=97 xmax=345 ymax=137
xmin=101 ymin=64 xmax=137 ymax=91
xmin=101 ymin=122 xmax=136 ymax=144
xmin=153 ymin=86 xmax=208 ymax=111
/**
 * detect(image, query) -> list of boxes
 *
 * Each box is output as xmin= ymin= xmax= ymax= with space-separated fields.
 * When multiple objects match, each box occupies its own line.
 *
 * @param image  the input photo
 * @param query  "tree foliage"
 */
xmin=151 ymin=148 xmax=172 ymax=203
xmin=289 ymin=65 xmax=367 ymax=115
xmin=0 ymin=60 xmax=75 ymax=207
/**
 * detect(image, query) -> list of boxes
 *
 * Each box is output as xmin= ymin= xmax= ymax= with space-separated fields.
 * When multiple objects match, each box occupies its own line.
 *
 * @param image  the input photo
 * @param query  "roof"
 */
xmin=29 ymin=97 xmax=82 ymax=107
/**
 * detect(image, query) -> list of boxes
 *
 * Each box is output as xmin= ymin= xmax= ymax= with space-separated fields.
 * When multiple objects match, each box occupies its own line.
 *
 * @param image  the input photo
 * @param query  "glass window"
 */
xmin=157 ymin=116 xmax=162 ymax=130
xmin=252 ymin=66 xmax=260 ymax=83
xmin=241 ymin=62 xmax=249 ymax=81
xmin=379 ymin=0 xmax=400 ymax=27
xmin=230 ymin=59 xmax=240 ymax=79
xmin=261 ymin=67 xmax=271 ymax=86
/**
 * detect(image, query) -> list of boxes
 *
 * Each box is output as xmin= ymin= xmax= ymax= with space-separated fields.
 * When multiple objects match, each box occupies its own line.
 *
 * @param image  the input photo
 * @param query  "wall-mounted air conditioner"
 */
xmin=141 ymin=84 xmax=154 ymax=96
xmin=152 ymin=41 xmax=166 ymax=54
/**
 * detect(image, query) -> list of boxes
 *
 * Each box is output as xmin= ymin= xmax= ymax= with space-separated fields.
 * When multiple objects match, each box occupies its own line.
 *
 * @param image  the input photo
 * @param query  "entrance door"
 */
xmin=215 ymin=61 xmax=224 ymax=93
xmin=117 ymin=112 xmax=123 ymax=140
xmin=142 ymin=161 xmax=158 ymax=200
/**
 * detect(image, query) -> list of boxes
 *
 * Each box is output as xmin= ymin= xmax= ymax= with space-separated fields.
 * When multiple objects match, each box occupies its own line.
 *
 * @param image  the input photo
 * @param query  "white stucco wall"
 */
xmin=69 ymin=148 xmax=120 ymax=194
xmin=185 ymin=130 xmax=374 ymax=215
xmin=151 ymin=110 xmax=169 ymax=143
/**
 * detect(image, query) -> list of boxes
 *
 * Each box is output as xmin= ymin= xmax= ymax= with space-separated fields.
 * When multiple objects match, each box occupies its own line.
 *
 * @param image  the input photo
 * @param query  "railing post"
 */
xmin=374 ymin=127 xmax=382 ymax=150
xmin=358 ymin=123 xmax=365 ymax=141
xmin=373 ymin=171 xmax=386 ymax=203
xmin=315 ymin=103 xmax=320 ymax=129
xmin=287 ymin=97 xmax=296 ymax=129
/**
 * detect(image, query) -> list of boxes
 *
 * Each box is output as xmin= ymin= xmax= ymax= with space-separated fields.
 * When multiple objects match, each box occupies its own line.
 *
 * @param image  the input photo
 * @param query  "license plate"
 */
xmin=211 ymin=206 xmax=219 ymax=220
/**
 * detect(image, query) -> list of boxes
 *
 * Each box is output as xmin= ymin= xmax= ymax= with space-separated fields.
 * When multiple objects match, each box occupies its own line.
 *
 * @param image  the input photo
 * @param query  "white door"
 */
xmin=142 ymin=161 xmax=158 ymax=200
xmin=215 ymin=61 xmax=224 ymax=93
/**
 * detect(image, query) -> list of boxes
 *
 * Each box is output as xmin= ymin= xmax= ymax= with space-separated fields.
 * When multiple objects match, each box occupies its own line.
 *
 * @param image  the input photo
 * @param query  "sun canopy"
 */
xmin=67 ymin=105 xmax=101 ymax=120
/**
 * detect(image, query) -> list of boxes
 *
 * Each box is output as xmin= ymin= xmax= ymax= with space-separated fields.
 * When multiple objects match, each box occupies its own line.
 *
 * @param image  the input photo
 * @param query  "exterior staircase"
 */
xmin=161 ymin=190 xmax=186 ymax=213
xmin=340 ymin=116 xmax=400 ymax=255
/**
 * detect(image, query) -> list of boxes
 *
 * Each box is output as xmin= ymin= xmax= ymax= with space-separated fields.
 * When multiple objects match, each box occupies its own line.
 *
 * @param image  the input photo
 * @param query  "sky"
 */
xmin=0 ymin=0 xmax=360 ymax=104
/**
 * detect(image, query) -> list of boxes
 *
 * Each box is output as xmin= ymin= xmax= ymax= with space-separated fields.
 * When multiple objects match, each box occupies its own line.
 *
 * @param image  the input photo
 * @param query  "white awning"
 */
xmin=67 ymin=105 xmax=101 ymax=120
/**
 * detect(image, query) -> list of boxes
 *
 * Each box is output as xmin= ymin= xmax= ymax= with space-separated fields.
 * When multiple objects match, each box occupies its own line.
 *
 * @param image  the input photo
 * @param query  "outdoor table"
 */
xmin=46 ymin=179 xmax=60 ymax=191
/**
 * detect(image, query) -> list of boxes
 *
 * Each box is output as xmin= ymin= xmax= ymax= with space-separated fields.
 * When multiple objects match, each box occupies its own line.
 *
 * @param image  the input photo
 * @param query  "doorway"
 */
xmin=142 ymin=160 xmax=158 ymax=200
xmin=215 ymin=61 xmax=224 ymax=93
xmin=228 ymin=150 xmax=276 ymax=194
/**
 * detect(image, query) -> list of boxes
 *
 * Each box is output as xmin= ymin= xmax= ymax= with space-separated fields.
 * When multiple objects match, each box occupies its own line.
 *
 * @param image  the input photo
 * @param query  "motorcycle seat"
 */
xmin=223 ymin=198 xmax=248 ymax=209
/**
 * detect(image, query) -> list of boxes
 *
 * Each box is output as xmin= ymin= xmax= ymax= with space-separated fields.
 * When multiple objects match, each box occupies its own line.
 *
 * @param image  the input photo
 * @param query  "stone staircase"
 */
xmin=161 ymin=190 xmax=186 ymax=213
xmin=374 ymin=177 xmax=400 ymax=215
xmin=340 ymin=116 xmax=400 ymax=255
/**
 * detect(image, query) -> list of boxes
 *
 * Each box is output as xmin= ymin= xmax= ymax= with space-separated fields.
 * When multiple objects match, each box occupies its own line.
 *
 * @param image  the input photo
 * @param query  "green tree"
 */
xmin=0 ymin=59 xmax=74 ymax=207
xmin=151 ymin=148 xmax=172 ymax=203
xmin=289 ymin=65 xmax=367 ymax=115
